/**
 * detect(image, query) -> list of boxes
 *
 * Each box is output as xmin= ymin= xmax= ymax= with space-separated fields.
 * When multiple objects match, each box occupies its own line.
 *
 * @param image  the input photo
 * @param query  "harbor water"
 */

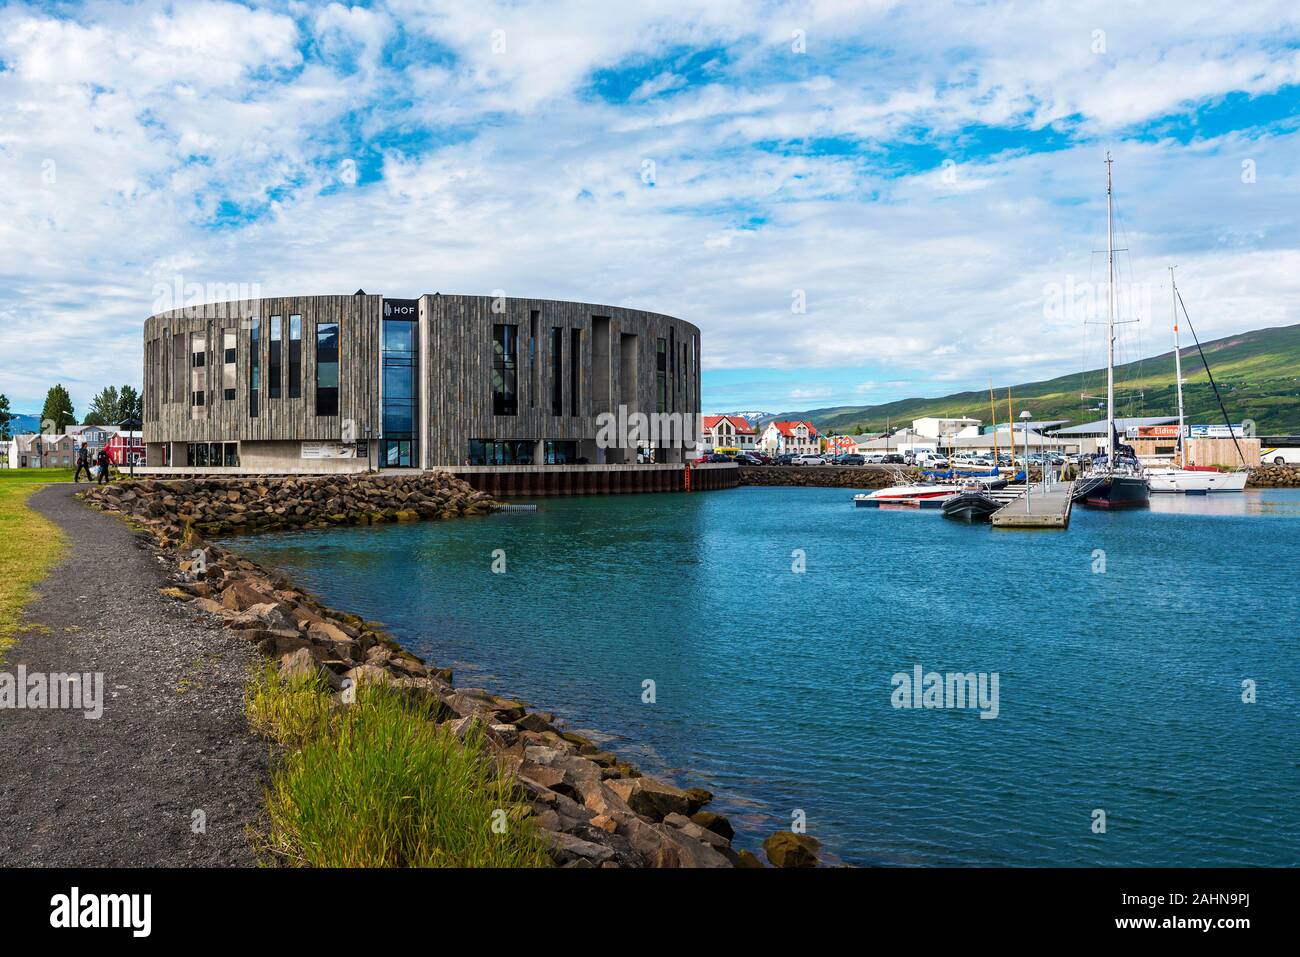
xmin=229 ymin=485 xmax=1300 ymax=866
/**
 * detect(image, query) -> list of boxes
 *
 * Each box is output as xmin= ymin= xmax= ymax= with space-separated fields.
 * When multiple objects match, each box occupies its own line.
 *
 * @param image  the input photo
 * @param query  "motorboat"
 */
xmin=854 ymin=482 xmax=964 ymax=508
xmin=941 ymin=480 xmax=1002 ymax=522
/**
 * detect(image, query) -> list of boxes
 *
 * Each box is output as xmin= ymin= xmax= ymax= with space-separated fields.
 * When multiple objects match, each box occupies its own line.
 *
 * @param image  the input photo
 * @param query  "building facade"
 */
xmin=759 ymin=420 xmax=819 ymax=456
xmin=104 ymin=430 xmax=144 ymax=466
xmin=4 ymin=433 xmax=76 ymax=468
xmin=701 ymin=415 xmax=756 ymax=452
xmin=142 ymin=293 xmax=701 ymax=472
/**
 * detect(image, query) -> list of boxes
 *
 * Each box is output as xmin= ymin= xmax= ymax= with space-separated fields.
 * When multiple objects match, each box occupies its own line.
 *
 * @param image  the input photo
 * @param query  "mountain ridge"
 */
xmin=762 ymin=322 xmax=1300 ymax=435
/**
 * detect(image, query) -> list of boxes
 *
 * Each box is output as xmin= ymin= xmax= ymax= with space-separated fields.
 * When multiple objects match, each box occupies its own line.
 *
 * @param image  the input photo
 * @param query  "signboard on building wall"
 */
xmin=382 ymin=298 xmax=419 ymax=319
xmin=1137 ymin=425 xmax=1181 ymax=438
xmin=301 ymin=441 xmax=357 ymax=459
xmin=1190 ymin=424 xmax=1245 ymax=438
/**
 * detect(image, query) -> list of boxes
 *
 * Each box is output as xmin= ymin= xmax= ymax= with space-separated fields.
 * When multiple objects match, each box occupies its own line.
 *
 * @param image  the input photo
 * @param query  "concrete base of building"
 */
xmin=130 ymin=461 xmax=739 ymax=493
xmin=447 ymin=462 xmax=738 ymax=495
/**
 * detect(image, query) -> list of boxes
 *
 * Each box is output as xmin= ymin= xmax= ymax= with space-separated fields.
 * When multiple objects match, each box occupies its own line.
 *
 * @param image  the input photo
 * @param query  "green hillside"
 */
xmin=780 ymin=323 xmax=1300 ymax=435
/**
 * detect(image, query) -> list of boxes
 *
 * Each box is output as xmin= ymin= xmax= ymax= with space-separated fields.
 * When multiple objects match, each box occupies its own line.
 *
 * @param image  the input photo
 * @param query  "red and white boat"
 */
xmin=854 ymin=483 xmax=964 ymax=508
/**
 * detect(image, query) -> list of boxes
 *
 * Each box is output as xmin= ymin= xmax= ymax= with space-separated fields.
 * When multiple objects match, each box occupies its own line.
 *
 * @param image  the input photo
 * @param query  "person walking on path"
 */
xmin=95 ymin=447 xmax=112 ymax=485
xmin=73 ymin=442 xmax=91 ymax=483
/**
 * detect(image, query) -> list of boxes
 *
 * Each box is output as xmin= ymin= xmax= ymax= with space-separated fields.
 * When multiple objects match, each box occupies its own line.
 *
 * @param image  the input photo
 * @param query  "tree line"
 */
xmin=0 ymin=385 xmax=143 ymax=439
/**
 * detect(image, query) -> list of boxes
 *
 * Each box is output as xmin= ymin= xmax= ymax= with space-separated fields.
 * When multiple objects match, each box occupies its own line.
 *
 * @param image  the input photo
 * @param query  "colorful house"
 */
xmin=760 ymin=420 xmax=819 ymax=456
xmin=702 ymin=415 xmax=757 ymax=452
xmin=105 ymin=431 xmax=145 ymax=467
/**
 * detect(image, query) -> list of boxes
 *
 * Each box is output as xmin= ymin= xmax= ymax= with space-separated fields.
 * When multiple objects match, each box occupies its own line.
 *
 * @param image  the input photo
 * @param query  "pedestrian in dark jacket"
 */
xmin=96 ymin=448 xmax=112 ymax=484
xmin=74 ymin=443 xmax=91 ymax=483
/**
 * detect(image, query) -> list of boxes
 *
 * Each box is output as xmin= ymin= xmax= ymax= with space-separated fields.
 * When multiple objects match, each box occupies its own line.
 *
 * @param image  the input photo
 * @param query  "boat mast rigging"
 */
xmin=1105 ymin=151 xmax=1117 ymax=469
xmin=1171 ymin=266 xmax=1185 ymax=467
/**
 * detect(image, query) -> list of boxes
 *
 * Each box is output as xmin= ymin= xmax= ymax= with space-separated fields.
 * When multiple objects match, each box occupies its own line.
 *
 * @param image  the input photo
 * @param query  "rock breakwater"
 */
xmin=1246 ymin=464 xmax=1300 ymax=487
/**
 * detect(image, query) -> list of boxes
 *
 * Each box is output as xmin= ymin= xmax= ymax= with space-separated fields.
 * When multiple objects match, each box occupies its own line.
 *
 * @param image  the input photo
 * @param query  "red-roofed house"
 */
xmin=702 ymin=414 xmax=757 ymax=452
xmin=760 ymin=420 xmax=819 ymax=456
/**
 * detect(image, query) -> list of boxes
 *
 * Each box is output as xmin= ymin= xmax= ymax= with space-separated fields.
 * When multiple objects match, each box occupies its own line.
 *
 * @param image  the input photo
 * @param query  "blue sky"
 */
xmin=2 ymin=0 xmax=1299 ymax=417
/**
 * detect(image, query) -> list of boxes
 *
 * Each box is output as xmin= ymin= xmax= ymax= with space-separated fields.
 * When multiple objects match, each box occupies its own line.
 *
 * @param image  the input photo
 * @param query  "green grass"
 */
xmin=779 ymin=323 xmax=1300 ymax=434
xmin=0 ymin=467 xmax=74 ymax=483
xmin=247 ymin=667 xmax=551 ymax=868
xmin=0 ymin=479 xmax=66 ymax=661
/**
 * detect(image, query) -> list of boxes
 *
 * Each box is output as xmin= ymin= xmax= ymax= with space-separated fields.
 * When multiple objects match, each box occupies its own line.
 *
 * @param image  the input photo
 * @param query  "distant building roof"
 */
xmin=768 ymin=420 xmax=819 ymax=438
xmin=855 ymin=429 xmax=927 ymax=449
xmin=988 ymin=419 xmax=1071 ymax=433
xmin=10 ymin=433 xmax=74 ymax=452
xmin=951 ymin=430 xmax=1074 ymax=448
xmin=702 ymin=414 xmax=755 ymax=434
xmin=1049 ymin=416 xmax=1178 ymax=436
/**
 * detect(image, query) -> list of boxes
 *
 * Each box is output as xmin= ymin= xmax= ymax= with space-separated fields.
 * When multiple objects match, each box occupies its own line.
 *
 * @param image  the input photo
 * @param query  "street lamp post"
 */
xmin=1020 ymin=410 xmax=1032 ymax=511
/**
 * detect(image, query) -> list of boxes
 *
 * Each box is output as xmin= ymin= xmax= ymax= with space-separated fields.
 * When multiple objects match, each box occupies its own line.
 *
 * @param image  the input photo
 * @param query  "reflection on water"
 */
xmin=1147 ymin=488 xmax=1300 ymax=517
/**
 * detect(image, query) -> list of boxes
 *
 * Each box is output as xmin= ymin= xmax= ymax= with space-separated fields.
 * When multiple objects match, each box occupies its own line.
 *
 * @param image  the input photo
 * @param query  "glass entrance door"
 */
xmin=384 ymin=440 xmax=413 ymax=467
xmin=381 ymin=310 xmax=418 ymax=467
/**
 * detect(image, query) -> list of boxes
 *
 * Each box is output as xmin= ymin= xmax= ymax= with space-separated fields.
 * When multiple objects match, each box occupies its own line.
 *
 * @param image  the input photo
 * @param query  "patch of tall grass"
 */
xmin=247 ymin=666 xmax=551 ymax=868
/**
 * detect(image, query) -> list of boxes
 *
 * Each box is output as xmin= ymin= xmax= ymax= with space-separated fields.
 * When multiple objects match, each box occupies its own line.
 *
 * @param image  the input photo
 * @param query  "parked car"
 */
xmin=793 ymin=454 xmax=826 ymax=466
xmin=835 ymin=453 xmax=866 ymax=466
xmin=881 ymin=453 xmax=905 ymax=464
xmin=775 ymin=453 xmax=797 ymax=465
xmin=914 ymin=451 xmax=950 ymax=468
xmin=733 ymin=452 xmax=764 ymax=465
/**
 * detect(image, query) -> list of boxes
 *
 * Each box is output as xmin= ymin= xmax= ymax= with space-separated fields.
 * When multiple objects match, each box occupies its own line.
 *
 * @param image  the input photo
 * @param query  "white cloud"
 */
xmin=1 ymin=0 xmax=1299 ymax=413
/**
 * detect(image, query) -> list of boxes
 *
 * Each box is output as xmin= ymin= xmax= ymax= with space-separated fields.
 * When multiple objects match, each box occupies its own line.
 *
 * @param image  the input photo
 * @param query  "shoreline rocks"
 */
xmin=1246 ymin=464 xmax=1300 ymax=487
xmin=83 ymin=471 xmax=497 ymax=539
xmin=81 ymin=471 xmax=752 ymax=868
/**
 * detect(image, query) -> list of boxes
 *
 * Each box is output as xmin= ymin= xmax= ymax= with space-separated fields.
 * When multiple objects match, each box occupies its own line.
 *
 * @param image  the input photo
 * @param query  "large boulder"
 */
xmin=220 ymin=579 xmax=275 ymax=611
xmin=622 ymin=817 xmax=732 ymax=868
xmin=233 ymin=601 xmax=299 ymax=633
xmin=762 ymin=831 xmax=821 ymax=868
xmin=543 ymin=830 xmax=616 ymax=867
xmin=606 ymin=776 xmax=692 ymax=821
xmin=343 ymin=663 xmax=394 ymax=688
xmin=689 ymin=810 xmax=735 ymax=842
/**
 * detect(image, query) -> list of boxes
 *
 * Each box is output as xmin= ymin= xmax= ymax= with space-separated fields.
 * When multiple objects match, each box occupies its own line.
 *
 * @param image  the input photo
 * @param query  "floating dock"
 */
xmin=991 ymin=482 xmax=1074 ymax=528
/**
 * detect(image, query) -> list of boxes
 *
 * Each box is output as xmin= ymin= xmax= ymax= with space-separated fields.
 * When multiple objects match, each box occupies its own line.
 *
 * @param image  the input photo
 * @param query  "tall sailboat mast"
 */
xmin=1170 ymin=266 xmax=1185 ymax=467
xmin=988 ymin=378 xmax=998 ymax=464
xmin=1105 ymin=152 xmax=1117 ymax=467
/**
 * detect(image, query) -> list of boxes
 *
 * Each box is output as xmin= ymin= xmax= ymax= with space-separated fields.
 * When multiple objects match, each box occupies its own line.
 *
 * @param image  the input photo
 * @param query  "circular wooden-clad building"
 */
xmin=141 ymin=292 xmax=702 ymax=475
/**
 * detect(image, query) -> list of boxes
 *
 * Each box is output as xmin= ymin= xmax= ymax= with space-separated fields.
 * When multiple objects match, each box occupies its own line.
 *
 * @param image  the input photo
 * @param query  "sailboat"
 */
xmin=1073 ymin=153 xmax=1150 ymax=509
xmin=1145 ymin=268 xmax=1248 ymax=493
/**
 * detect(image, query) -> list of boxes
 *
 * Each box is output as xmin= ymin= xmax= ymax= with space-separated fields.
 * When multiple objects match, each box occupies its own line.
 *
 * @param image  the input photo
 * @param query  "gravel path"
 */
xmin=0 ymin=483 xmax=268 ymax=866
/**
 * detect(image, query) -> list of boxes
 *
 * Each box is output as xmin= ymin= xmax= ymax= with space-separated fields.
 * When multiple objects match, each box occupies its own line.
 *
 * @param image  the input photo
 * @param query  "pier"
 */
xmin=991 ymin=481 xmax=1074 ymax=528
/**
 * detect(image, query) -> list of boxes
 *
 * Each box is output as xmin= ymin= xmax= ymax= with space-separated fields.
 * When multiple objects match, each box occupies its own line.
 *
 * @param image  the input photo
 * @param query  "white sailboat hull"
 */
xmin=1147 ymin=468 xmax=1248 ymax=493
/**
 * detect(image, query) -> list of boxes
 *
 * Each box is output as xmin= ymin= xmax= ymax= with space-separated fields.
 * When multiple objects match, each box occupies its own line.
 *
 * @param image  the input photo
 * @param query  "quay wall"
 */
xmin=453 ymin=463 xmax=738 ymax=496
xmin=736 ymin=465 xmax=916 ymax=489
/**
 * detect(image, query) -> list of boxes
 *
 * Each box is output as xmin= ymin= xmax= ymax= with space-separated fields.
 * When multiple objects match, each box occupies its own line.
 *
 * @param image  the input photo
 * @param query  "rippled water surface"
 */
xmin=229 ymin=485 xmax=1300 ymax=866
